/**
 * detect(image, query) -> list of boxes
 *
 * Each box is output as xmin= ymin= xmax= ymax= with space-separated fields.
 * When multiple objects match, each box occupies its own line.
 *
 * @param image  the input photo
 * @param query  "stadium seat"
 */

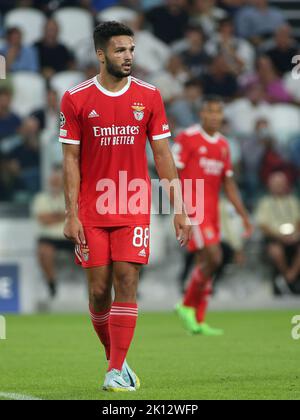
xmin=266 ymin=104 xmax=300 ymax=146
xmin=53 ymin=8 xmax=94 ymax=51
xmin=97 ymin=6 xmax=138 ymax=24
xmin=11 ymin=72 xmax=46 ymax=117
xmin=4 ymin=8 xmax=46 ymax=45
xmin=50 ymin=71 xmax=85 ymax=100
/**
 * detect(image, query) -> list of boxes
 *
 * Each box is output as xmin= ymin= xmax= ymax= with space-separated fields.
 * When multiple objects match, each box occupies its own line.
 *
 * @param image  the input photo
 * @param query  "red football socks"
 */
xmin=108 ymin=302 xmax=138 ymax=372
xmin=183 ymin=266 xmax=204 ymax=308
xmin=183 ymin=266 xmax=213 ymax=323
xmin=89 ymin=306 xmax=111 ymax=360
xmin=195 ymin=279 xmax=213 ymax=323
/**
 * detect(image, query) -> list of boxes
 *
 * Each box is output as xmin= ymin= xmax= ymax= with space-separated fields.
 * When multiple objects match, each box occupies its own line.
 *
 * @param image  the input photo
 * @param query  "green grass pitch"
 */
xmin=0 ymin=310 xmax=299 ymax=400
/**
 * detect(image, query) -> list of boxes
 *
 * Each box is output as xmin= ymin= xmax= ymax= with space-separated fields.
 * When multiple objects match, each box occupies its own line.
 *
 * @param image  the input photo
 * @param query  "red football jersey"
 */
xmin=173 ymin=124 xmax=233 ymax=224
xmin=59 ymin=76 xmax=171 ymax=227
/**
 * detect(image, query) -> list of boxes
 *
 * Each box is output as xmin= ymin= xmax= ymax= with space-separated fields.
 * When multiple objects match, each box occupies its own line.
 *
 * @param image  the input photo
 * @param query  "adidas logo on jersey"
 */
xmin=88 ymin=110 xmax=99 ymax=118
xmin=138 ymin=249 xmax=147 ymax=258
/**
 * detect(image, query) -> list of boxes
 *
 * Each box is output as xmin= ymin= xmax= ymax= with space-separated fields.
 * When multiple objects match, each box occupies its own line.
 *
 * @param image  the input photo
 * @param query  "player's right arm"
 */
xmin=62 ymin=143 xmax=86 ymax=245
xmin=59 ymin=91 xmax=85 ymax=245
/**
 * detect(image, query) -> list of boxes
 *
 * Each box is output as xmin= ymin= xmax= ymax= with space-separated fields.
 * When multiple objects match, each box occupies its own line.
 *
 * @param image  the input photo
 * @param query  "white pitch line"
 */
xmin=0 ymin=392 xmax=41 ymax=401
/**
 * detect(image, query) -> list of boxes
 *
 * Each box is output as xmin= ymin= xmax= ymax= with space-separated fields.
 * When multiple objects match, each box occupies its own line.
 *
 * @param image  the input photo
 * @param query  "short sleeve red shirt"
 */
xmin=59 ymin=76 xmax=171 ymax=227
xmin=173 ymin=125 xmax=233 ymax=224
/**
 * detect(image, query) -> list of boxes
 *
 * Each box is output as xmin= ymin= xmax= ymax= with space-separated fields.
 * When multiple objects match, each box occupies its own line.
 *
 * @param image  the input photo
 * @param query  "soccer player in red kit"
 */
xmin=60 ymin=21 xmax=191 ymax=392
xmin=174 ymin=97 xmax=252 ymax=336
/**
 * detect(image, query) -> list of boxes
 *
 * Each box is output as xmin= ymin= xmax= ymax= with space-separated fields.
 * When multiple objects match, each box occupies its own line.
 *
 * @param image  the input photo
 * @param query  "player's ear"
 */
xmin=96 ymin=49 xmax=105 ymax=64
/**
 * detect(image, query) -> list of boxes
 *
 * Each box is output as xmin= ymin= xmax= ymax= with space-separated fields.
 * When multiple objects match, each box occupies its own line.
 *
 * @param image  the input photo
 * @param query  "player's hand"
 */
xmin=242 ymin=217 xmax=253 ymax=239
xmin=64 ymin=215 xmax=86 ymax=245
xmin=174 ymin=214 xmax=192 ymax=247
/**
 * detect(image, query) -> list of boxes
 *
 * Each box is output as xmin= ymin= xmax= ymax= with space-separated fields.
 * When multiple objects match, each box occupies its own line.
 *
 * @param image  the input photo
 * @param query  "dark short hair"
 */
xmin=184 ymin=78 xmax=203 ymax=89
xmin=93 ymin=21 xmax=134 ymax=51
xmin=201 ymin=95 xmax=224 ymax=110
xmin=6 ymin=27 xmax=21 ymax=37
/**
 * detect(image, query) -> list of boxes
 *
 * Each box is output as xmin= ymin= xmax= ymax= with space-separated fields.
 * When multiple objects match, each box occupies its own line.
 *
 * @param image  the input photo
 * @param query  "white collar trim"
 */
xmin=199 ymin=126 xmax=220 ymax=144
xmin=93 ymin=75 xmax=131 ymax=97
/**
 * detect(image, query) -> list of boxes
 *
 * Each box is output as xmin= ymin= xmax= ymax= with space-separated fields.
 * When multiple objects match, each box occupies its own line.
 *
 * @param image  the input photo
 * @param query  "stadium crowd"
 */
xmin=0 ymin=0 xmax=300 ymax=295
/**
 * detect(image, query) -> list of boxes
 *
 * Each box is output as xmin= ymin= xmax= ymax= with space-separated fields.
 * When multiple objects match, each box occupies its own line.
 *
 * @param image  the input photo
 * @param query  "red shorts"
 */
xmin=188 ymin=221 xmax=220 ymax=252
xmin=75 ymin=225 xmax=150 ymax=268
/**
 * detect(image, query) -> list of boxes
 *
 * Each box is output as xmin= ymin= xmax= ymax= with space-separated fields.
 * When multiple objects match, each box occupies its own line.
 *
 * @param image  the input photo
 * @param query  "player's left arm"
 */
xmin=223 ymin=175 xmax=253 ymax=238
xmin=151 ymin=138 xmax=191 ymax=247
xmin=148 ymin=88 xmax=191 ymax=246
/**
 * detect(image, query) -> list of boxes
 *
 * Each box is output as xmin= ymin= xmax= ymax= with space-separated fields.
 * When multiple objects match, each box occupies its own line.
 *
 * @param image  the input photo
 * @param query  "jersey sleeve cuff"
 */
xmin=152 ymin=132 xmax=172 ymax=141
xmin=59 ymin=138 xmax=81 ymax=145
xmin=225 ymin=170 xmax=234 ymax=177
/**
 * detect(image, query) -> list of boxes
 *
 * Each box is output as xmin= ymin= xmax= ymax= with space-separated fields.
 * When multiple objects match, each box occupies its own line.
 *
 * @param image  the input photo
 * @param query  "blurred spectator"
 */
xmin=190 ymin=0 xmax=227 ymax=37
xmin=0 ymin=1 xmax=17 ymax=14
xmin=0 ymin=86 xmax=22 ymax=143
xmin=98 ymin=5 xmax=139 ymax=22
xmin=146 ymin=0 xmax=189 ymax=44
xmin=261 ymin=24 xmax=300 ymax=76
xmin=215 ymin=197 xmax=246 ymax=283
xmin=93 ymin=0 xmax=144 ymax=11
xmin=221 ymin=118 xmax=241 ymax=175
xmin=288 ymin=136 xmax=300 ymax=171
xmin=32 ymin=165 xmax=73 ymax=299
xmin=205 ymin=17 xmax=255 ymax=74
xmin=241 ymin=118 xmax=270 ymax=207
xmin=235 ymin=0 xmax=286 ymax=44
xmin=225 ymin=83 xmax=271 ymax=135
xmin=177 ymin=24 xmax=211 ymax=78
xmin=8 ymin=116 xmax=41 ymax=195
xmin=31 ymin=88 xmax=59 ymax=133
xmin=201 ymin=54 xmax=238 ymax=100
xmin=91 ymin=0 xmax=119 ymax=11
xmin=260 ymin=137 xmax=297 ymax=188
xmin=150 ymin=54 xmax=188 ymax=103
xmin=126 ymin=11 xmax=171 ymax=75
xmin=218 ymin=0 xmax=245 ymax=16
xmin=141 ymin=0 xmax=164 ymax=11
xmin=35 ymin=19 xmax=74 ymax=80
xmin=0 ymin=153 xmax=25 ymax=201
xmin=256 ymin=171 xmax=300 ymax=295
xmin=33 ymin=0 xmax=93 ymax=12
xmin=169 ymin=79 xmax=203 ymax=128
xmin=243 ymin=56 xmax=293 ymax=103
xmin=0 ymin=27 xmax=39 ymax=73
xmin=167 ymin=54 xmax=190 ymax=84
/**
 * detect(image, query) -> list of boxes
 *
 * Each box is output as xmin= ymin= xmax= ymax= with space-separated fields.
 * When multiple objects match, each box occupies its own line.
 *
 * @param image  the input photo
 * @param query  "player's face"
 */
xmin=102 ymin=36 xmax=135 ymax=79
xmin=200 ymin=102 xmax=224 ymax=133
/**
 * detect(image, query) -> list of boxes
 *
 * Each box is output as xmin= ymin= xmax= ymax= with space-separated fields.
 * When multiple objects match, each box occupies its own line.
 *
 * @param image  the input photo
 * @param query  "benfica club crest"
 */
xmin=132 ymin=103 xmax=145 ymax=121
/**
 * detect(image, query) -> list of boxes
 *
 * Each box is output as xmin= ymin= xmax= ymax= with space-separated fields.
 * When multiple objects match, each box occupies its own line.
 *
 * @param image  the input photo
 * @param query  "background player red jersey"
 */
xmin=60 ymin=76 xmax=171 ymax=228
xmin=174 ymin=124 xmax=233 ymax=250
xmin=174 ymin=97 xmax=252 ymax=337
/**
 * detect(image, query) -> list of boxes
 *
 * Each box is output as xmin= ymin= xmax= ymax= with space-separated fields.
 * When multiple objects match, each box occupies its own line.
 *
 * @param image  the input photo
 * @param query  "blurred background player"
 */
xmin=60 ymin=21 xmax=190 ymax=392
xmin=174 ymin=96 xmax=252 ymax=335
xmin=32 ymin=165 xmax=72 ymax=298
